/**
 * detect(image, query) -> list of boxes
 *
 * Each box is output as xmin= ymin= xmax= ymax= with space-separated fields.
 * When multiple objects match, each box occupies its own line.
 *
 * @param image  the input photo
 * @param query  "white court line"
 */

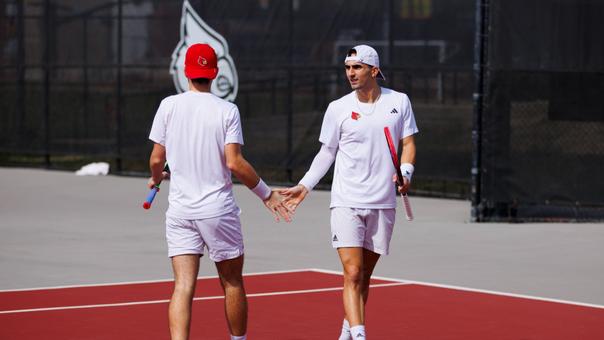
xmin=3 ymin=268 xmax=603 ymax=313
xmin=0 ymin=282 xmax=407 ymax=315
xmin=309 ymin=268 xmax=604 ymax=310
xmin=0 ymin=268 xmax=314 ymax=293
xmin=310 ymin=268 xmax=405 ymax=284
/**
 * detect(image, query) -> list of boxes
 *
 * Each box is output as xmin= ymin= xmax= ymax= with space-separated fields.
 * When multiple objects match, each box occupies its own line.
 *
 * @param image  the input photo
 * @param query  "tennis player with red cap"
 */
xmin=280 ymin=45 xmax=418 ymax=339
xmin=148 ymin=43 xmax=291 ymax=340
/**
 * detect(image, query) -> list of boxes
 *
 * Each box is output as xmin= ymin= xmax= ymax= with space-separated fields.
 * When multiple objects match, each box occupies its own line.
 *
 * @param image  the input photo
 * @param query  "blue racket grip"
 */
xmin=143 ymin=186 xmax=159 ymax=209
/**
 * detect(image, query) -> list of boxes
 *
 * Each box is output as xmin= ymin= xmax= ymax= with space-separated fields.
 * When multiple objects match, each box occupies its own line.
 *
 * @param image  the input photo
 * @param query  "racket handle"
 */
xmin=401 ymin=193 xmax=414 ymax=221
xmin=143 ymin=186 xmax=159 ymax=210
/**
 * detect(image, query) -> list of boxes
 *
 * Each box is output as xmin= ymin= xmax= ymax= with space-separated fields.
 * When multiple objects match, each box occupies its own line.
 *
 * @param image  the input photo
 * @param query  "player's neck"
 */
xmin=355 ymin=85 xmax=381 ymax=103
xmin=188 ymin=79 xmax=212 ymax=93
xmin=189 ymin=84 xmax=211 ymax=93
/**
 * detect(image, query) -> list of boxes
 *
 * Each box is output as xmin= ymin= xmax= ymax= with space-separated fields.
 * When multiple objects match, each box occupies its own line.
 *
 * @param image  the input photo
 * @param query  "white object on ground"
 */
xmin=75 ymin=162 xmax=110 ymax=176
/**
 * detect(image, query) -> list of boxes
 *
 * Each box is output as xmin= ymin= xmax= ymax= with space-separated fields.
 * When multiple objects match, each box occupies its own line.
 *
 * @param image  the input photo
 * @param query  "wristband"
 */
xmin=400 ymin=163 xmax=415 ymax=182
xmin=251 ymin=178 xmax=271 ymax=200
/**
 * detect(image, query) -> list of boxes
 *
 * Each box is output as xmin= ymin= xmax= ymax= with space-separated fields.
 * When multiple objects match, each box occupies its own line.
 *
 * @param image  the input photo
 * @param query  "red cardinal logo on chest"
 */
xmin=351 ymin=111 xmax=360 ymax=120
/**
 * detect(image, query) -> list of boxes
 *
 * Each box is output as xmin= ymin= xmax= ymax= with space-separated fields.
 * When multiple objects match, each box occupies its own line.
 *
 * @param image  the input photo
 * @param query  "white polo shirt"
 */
xmin=319 ymin=88 xmax=418 ymax=209
xmin=149 ymin=91 xmax=243 ymax=219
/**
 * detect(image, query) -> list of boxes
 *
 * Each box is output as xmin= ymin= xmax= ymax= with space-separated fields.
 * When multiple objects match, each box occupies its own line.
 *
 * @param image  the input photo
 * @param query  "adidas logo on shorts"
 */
xmin=332 ymin=234 xmax=339 ymax=242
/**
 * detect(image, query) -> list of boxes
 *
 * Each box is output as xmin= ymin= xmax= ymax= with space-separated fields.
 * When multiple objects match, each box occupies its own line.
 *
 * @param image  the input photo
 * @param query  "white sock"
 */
xmin=231 ymin=335 xmax=246 ymax=340
xmin=350 ymin=325 xmax=366 ymax=339
xmin=338 ymin=319 xmax=351 ymax=340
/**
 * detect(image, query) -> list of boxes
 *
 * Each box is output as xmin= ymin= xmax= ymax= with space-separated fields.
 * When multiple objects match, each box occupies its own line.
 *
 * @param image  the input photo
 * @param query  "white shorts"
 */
xmin=330 ymin=207 xmax=396 ymax=255
xmin=165 ymin=210 xmax=244 ymax=262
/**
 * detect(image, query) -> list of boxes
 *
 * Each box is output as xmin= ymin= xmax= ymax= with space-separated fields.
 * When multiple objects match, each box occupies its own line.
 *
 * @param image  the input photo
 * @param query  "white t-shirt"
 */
xmin=149 ymin=91 xmax=243 ymax=219
xmin=319 ymin=88 xmax=419 ymax=209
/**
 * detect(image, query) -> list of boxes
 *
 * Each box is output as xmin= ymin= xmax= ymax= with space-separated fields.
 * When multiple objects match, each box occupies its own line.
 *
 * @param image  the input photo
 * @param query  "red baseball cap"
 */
xmin=184 ymin=43 xmax=218 ymax=80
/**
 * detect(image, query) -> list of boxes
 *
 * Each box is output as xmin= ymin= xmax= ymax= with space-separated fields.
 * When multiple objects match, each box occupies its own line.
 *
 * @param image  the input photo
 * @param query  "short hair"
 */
xmin=191 ymin=78 xmax=210 ymax=85
xmin=347 ymin=48 xmax=357 ymax=57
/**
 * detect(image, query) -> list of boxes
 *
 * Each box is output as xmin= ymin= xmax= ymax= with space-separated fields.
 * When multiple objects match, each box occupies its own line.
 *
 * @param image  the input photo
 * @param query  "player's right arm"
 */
xmin=148 ymin=143 xmax=167 ymax=188
xmin=225 ymin=143 xmax=291 ymax=222
xmin=280 ymin=143 xmax=337 ymax=212
xmin=147 ymin=97 xmax=172 ymax=189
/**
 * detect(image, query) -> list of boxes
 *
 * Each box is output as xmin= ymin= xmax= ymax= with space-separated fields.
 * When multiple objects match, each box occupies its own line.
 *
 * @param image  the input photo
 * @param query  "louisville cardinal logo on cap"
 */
xmin=184 ymin=44 xmax=218 ymax=79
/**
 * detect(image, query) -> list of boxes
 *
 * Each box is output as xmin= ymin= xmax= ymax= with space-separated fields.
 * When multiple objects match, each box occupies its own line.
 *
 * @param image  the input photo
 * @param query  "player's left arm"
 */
xmin=398 ymin=134 xmax=416 ymax=194
xmin=225 ymin=143 xmax=263 ymax=188
xmin=225 ymin=143 xmax=292 ymax=222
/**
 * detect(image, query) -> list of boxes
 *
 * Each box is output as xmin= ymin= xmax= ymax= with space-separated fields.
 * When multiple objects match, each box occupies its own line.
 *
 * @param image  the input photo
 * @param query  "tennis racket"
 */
xmin=384 ymin=127 xmax=414 ymax=221
xmin=142 ymin=163 xmax=170 ymax=210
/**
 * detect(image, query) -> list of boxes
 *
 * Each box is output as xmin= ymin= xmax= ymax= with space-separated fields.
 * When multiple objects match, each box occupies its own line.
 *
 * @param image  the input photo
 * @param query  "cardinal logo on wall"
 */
xmin=170 ymin=0 xmax=239 ymax=102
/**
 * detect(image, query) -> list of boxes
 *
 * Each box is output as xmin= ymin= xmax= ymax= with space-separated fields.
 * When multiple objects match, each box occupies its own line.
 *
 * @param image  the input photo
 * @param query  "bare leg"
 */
xmin=339 ymin=249 xmax=381 ymax=329
xmin=338 ymin=247 xmax=365 ymax=326
xmin=215 ymin=255 xmax=247 ymax=336
xmin=169 ymin=254 xmax=200 ymax=340
xmin=361 ymin=249 xmax=381 ymax=305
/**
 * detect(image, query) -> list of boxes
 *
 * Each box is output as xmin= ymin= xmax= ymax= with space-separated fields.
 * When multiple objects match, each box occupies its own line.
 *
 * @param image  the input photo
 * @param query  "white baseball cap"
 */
xmin=344 ymin=44 xmax=386 ymax=80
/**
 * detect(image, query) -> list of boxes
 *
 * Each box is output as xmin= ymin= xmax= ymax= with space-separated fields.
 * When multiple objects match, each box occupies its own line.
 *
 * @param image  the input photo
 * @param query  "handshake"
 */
xmin=261 ymin=184 xmax=309 ymax=223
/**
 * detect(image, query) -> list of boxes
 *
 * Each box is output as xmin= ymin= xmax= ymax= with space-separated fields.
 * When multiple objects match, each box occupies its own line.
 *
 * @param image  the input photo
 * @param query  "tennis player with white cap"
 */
xmin=148 ymin=43 xmax=291 ymax=340
xmin=280 ymin=44 xmax=418 ymax=339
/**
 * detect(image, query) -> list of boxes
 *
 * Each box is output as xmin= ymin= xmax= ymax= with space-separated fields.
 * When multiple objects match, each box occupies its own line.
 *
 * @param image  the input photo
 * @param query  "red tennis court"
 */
xmin=1 ymin=269 xmax=603 ymax=339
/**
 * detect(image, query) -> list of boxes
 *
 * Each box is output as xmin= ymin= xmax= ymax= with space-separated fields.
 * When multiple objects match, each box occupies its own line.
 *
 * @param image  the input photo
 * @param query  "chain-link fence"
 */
xmin=1 ymin=0 xmax=474 ymax=198
xmin=472 ymin=0 xmax=604 ymax=221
